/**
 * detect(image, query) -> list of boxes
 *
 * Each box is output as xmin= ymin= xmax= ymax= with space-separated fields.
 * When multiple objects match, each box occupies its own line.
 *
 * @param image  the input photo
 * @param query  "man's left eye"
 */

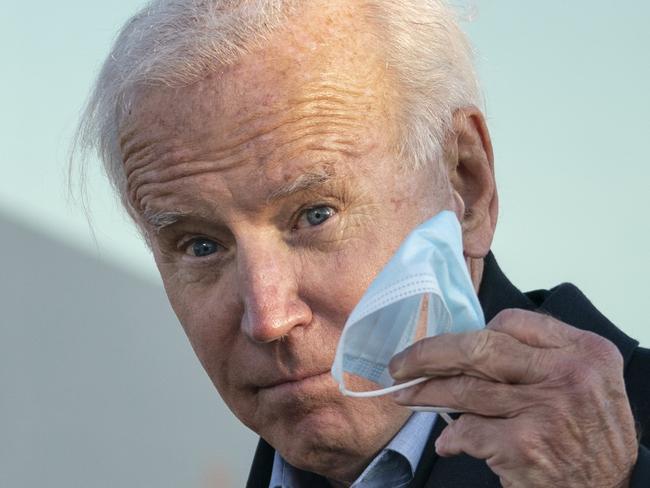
xmin=185 ymin=238 xmax=222 ymax=257
xmin=297 ymin=205 xmax=336 ymax=228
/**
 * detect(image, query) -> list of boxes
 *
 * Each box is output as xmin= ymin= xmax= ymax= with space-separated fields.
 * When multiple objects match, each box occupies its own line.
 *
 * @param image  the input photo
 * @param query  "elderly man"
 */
xmin=76 ymin=0 xmax=650 ymax=486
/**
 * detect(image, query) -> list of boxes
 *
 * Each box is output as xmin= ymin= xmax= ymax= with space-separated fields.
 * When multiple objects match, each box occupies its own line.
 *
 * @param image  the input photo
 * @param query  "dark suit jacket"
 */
xmin=246 ymin=253 xmax=650 ymax=487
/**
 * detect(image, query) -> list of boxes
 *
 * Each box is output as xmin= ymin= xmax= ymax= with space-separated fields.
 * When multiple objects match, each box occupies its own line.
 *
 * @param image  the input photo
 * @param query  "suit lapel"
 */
xmin=407 ymin=411 xmax=501 ymax=488
xmin=246 ymin=438 xmax=274 ymax=488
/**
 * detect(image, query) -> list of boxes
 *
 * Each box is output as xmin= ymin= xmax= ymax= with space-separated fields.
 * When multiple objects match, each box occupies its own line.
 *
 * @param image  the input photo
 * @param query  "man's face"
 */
xmin=120 ymin=2 xmax=450 ymax=477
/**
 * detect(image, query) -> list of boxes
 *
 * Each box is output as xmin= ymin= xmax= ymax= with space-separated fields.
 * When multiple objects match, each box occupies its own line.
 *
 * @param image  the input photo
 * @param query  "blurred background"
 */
xmin=2 ymin=1 xmax=648 ymax=486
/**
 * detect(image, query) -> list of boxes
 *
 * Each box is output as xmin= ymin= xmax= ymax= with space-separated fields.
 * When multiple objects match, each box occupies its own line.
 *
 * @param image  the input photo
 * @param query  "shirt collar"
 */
xmin=382 ymin=411 xmax=438 ymax=476
xmin=269 ymin=412 xmax=437 ymax=488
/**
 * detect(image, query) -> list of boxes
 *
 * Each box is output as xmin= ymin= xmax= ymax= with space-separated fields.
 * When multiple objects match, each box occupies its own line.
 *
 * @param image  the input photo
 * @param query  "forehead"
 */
xmin=120 ymin=64 xmax=387 ymax=171
xmin=119 ymin=13 xmax=393 ymax=144
xmin=118 ymin=3 xmax=398 ymax=220
xmin=120 ymin=1 xmax=394 ymax=141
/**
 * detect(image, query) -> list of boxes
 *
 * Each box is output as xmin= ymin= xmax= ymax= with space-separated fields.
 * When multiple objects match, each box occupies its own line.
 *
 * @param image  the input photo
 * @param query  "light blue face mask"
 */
xmin=330 ymin=210 xmax=485 ymax=415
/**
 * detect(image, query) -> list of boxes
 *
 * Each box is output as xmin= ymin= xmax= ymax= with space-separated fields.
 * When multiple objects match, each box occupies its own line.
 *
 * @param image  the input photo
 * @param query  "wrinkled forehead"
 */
xmin=119 ymin=71 xmax=388 ymax=159
xmin=120 ymin=64 xmax=393 ymax=150
xmin=116 ymin=32 xmax=400 ymax=218
xmin=118 ymin=0 xmax=396 ymax=157
xmin=116 ymin=14 xmax=403 ymax=223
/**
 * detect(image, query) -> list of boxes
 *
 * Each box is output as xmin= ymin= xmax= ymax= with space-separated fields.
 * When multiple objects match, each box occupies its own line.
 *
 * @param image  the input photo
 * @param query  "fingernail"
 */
xmin=436 ymin=438 xmax=442 ymax=455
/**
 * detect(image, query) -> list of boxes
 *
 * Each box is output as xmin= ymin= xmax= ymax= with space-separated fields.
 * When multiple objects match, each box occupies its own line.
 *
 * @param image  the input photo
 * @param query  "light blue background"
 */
xmin=2 ymin=1 xmax=648 ymax=486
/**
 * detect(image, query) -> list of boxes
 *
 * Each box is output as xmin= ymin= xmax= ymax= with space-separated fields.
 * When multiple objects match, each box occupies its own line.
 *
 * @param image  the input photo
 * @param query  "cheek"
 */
xmin=159 ymin=266 xmax=242 ymax=389
xmin=298 ymin=238 xmax=388 ymax=327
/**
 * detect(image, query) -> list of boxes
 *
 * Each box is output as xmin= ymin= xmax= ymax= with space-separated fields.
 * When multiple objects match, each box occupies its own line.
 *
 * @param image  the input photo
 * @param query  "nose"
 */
xmin=238 ymin=241 xmax=312 ymax=343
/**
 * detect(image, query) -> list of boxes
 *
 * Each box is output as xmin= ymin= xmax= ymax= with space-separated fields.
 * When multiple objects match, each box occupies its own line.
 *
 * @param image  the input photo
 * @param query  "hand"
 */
xmin=389 ymin=308 xmax=638 ymax=488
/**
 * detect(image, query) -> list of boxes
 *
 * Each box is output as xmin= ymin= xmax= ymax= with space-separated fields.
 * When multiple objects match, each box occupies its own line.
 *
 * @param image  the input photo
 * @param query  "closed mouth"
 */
xmin=258 ymin=371 xmax=331 ymax=392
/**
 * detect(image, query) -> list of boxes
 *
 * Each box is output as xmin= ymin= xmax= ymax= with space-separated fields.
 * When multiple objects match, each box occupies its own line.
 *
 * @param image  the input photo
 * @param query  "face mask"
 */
xmin=330 ymin=210 xmax=485 ymax=412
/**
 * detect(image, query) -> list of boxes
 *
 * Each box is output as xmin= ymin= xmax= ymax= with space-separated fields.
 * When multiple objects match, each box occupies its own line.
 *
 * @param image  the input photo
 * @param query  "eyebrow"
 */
xmin=265 ymin=165 xmax=337 ymax=203
xmin=142 ymin=207 xmax=191 ymax=233
xmin=142 ymin=164 xmax=339 ymax=233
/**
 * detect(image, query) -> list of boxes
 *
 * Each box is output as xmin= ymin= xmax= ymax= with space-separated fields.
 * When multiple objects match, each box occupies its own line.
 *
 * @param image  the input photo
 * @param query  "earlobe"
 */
xmin=447 ymin=107 xmax=498 ymax=258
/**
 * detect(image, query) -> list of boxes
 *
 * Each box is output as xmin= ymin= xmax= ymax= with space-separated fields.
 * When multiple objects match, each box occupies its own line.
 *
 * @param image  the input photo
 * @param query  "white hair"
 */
xmin=72 ymin=0 xmax=481 ymax=212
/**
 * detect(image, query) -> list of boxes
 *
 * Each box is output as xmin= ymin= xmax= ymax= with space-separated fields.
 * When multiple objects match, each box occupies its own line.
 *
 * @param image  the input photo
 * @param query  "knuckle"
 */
xmin=413 ymin=338 xmax=429 ymax=366
xmin=449 ymin=375 xmax=475 ymax=406
xmin=580 ymin=331 xmax=622 ymax=366
xmin=448 ymin=379 xmax=464 ymax=406
xmin=555 ymin=356 xmax=602 ymax=395
xmin=525 ymin=348 xmax=550 ymax=381
xmin=452 ymin=414 xmax=479 ymax=438
xmin=552 ymin=334 xmax=622 ymax=390
xmin=464 ymin=330 xmax=493 ymax=364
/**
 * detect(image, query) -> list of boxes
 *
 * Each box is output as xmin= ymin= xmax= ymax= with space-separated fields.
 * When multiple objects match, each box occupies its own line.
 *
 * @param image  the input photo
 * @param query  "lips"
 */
xmin=258 ymin=370 xmax=331 ymax=389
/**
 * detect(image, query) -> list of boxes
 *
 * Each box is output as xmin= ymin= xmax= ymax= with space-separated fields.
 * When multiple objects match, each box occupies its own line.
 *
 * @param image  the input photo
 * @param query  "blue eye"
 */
xmin=186 ymin=238 xmax=221 ymax=257
xmin=303 ymin=206 xmax=335 ymax=227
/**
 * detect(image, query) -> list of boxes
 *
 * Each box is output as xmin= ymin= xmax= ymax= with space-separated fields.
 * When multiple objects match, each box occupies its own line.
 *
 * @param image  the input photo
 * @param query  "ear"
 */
xmin=446 ymin=107 xmax=498 ymax=258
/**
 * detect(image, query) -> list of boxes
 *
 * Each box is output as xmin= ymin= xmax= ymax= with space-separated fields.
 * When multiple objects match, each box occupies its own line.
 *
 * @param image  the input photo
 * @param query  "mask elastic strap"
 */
xmin=338 ymin=376 xmax=457 ymax=424
xmin=338 ymin=375 xmax=429 ymax=397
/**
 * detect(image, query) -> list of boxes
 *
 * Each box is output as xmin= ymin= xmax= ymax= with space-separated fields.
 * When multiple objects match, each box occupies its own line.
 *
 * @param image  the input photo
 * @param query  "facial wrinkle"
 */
xmin=128 ymin=155 xmax=251 ymax=210
xmin=247 ymin=102 xmax=383 ymax=171
xmin=233 ymin=93 xmax=364 ymax=128
xmin=286 ymin=81 xmax=384 ymax=127
xmin=126 ymin=105 xmax=368 ymax=213
xmin=122 ymin=15 xmax=395 ymax=233
xmin=137 ymin=190 xmax=190 ymax=227
xmin=124 ymin=100 xmax=362 ymax=204
xmin=260 ymin=128 xmax=362 ymax=170
xmin=124 ymin=134 xmax=250 ymax=188
xmin=228 ymin=73 xmax=386 ymax=145
xmin=120 ymin=136 xmax=160 ymax=174
xmin=217 ymin=109 xmax=365 ymax=166
xmin=291 ymin=78 xmax=386 ymax=104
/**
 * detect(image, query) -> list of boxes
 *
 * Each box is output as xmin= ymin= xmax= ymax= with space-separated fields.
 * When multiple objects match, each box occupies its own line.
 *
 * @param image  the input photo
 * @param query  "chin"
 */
xmin=273 ymin=408 xmax=360 ymax=472
xmin=274 ymin=399 xmax=352 ymax=442
xmin=264 ymin=396 xmax=405 ymax=472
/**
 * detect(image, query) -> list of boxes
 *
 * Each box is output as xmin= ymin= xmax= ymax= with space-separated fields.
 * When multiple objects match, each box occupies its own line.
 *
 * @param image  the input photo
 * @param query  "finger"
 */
xmin=390 ymin=329 xmax=548 ymax=384
xmin=487 ymin=308 xmax=581 ymax=348
xmin=435 ymin=413 xmax=507 ymax=460
xmin=392 ymin=374 xmax=532 ymax=418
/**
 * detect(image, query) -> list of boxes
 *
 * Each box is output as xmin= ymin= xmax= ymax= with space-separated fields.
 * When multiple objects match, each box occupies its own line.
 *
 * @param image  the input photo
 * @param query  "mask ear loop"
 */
xmin=340 ymin=378 xmax=456 ymax=424
xmin=339 ymin=376 xmax=429 ymax=397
